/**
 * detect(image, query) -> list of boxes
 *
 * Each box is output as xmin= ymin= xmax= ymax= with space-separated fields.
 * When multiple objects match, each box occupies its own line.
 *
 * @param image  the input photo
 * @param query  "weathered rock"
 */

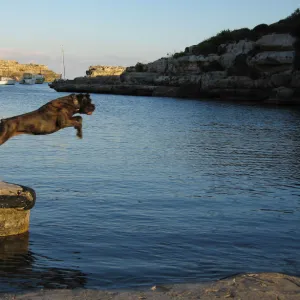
xmin=248 ymin=51 xmax=294 ymax=67
xmin=266 ymin=86 xmax=297 ymax=104
xmin=219 ymin=40 xmax=255 ymax=69
xmin=120 ymin=72 xmax=158 ymax=85
xmin=178 ymin=61 xmax=201 ymax=74
xmin=219 ymin=53 xmax=237 ymax=69
xmin=201 ymin=71 xmax=227 ymax=89
xmin=165 ymin=57 xmax=202 ymax=74
xmin=225 ymin=40 xmax=255 ymax=55
xmin=86 ymin=65 xmax=125 ymax=77
xmin=273 ymin=86 xmax=294 ymax=99
xmin=147 ymin=58 xmax=168 ymax=73
xmin=270 ymin=71 xmax=292 ymax=87
xmin=256 ymin=33 xmax=296 ymax=50
xmin=216 ymin=76 xmax=254 ymax=89
xmin=153 ymin=75 xmax=201 ymax=86
xmin=290 ymin=71 xmax=300 ymax=87
xmin=202 ymin=76 xmax=255 ymax=89
xmin=74 ymin=76 xmax=121 ymax=85
xmin=254 ymin=71 xmax=292 ymax=88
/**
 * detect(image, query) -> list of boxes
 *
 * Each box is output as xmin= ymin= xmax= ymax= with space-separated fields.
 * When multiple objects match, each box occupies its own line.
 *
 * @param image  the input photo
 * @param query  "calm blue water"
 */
xmin=0 ymin=83 xmax=299 ymax=292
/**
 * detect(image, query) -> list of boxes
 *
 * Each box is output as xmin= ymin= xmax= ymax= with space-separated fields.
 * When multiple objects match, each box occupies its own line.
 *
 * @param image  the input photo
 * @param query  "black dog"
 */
xmin=0 ymin=93 xmax=95 ymax=145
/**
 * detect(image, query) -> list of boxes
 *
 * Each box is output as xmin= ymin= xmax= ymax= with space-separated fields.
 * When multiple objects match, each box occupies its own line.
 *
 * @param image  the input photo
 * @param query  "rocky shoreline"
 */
xmin=50 ymin=11 xmax=300 ymax=105
xmin=49 ymin=32 xmax=300 ymax=105
xmin=1 ymin=273 xmax=299 ymax=299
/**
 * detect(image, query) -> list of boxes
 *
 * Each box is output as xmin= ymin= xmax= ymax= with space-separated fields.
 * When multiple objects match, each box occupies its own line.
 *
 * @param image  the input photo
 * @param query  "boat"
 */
xmin=0 ymin=77 xmax=15 ymax=85
xmin=19 ymin=73 xmax=37 ymax=85
xmin=35 ymin=73 xmax=45 ymax=84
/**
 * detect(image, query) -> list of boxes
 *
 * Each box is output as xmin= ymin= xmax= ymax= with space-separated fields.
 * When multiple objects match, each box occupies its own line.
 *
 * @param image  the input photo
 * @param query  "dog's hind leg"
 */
xmin=0 ymin=121 xmax=11 ymax=146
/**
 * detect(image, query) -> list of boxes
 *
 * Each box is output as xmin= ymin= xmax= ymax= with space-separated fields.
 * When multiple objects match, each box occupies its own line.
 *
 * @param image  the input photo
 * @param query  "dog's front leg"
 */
xmin=72 ymin=116 xmax=83 ymax=139
xmin=57 ymin=115 xmax=83 ymax=138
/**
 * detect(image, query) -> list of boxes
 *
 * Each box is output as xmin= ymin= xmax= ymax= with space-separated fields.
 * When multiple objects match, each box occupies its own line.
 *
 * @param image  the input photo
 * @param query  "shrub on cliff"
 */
xmin=252 ymin=24 xmax=269 ymax=35
xmin=267 ymin=9 xmax=300 ymax=34
xmin=135 ymin=62 xmax=145 ymax=72
xmin=172 ymin=51 xmax=186 ymax=59
xmin=188 ymin=28 xmax=257 ymax=56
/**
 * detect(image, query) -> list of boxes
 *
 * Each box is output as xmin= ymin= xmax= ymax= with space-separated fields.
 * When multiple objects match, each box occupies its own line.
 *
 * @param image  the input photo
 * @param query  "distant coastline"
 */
xmin=0 ymin=60 xmax=60 ymax=83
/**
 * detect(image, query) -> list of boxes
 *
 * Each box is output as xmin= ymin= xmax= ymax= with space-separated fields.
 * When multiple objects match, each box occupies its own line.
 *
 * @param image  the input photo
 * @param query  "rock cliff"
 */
xmin=86 ymin=65 xmax=125 ymax=77
xmin=0 ymin=60 xmax=60 ymax=82
xmin=50 ymin=9 xmax=300 ymax=104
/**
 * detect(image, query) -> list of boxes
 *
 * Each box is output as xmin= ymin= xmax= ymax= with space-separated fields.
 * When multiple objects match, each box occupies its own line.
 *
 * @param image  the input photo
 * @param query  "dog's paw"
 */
xmin=76 ymin=131 xmax=83 ymax=139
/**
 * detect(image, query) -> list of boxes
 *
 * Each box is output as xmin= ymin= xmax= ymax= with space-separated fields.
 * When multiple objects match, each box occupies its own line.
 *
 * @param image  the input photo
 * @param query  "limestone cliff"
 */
xmin=86 ymin=65 xmax=125 ymax=77
xmin=50 ymin=9 xmax=300 ymax=104
xmin=0 ymin=60 xmax=60 ymax=82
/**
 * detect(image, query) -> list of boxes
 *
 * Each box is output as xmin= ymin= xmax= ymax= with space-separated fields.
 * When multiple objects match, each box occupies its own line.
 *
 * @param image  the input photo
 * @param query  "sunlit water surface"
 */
xmin=0 ymin=84 xmax=299 ymax=292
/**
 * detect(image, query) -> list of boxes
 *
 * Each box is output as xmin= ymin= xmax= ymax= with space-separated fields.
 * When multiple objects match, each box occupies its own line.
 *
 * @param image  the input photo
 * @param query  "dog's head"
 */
xmin=72 ymin=93 xmax=95 ymax=115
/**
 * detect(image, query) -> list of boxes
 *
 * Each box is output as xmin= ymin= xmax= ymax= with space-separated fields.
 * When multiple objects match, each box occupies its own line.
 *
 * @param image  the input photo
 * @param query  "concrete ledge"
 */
xmin=0 ymin=181 xmax=36 ymax=237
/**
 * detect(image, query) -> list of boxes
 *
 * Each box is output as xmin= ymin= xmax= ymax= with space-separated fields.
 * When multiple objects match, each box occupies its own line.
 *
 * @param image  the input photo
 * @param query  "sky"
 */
xmin=1 ymin=0 xmax=299 ymax=79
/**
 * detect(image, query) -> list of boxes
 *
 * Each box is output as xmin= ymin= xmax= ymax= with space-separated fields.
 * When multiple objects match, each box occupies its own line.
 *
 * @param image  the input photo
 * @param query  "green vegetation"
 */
xmin=172 ymin=51 xmax=186 ymax=59
xmin=188 ymin=28 xmax=257 ymax=56
xmin=135 ymin=62 xmax=145 ymax=72
xmin=165 ymin=51 xmax=186 ymax=59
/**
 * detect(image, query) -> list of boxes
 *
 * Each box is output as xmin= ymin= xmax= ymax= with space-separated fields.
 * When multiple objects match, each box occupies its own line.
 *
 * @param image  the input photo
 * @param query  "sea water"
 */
xmin=0 ymin=83 xmax=299 ymax=292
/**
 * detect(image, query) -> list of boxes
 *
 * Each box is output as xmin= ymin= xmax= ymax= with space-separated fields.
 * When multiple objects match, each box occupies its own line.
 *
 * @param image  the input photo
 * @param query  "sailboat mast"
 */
xmin=61 ymin=45 xmax=66 ymax=79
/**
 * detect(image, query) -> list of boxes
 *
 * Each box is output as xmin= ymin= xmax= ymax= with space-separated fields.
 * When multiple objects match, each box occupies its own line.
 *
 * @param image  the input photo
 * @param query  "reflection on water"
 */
xmin=0 ymin=232 xmax=29 ymax=260
xmin=0 ymin=85 xmax=300 ymax=291
xmin=0 ymin=233 xmax=86 ymax=292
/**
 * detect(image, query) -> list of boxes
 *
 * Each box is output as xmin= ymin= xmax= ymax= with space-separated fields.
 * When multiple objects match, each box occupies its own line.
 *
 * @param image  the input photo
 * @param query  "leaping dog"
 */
xmin=0 ymin=93 xmax=95 ymax=146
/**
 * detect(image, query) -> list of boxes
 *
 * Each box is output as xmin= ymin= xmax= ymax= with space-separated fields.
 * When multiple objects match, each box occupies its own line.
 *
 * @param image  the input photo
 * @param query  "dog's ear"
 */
xmin=71 ymin=94 xmax=79 ymax=107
